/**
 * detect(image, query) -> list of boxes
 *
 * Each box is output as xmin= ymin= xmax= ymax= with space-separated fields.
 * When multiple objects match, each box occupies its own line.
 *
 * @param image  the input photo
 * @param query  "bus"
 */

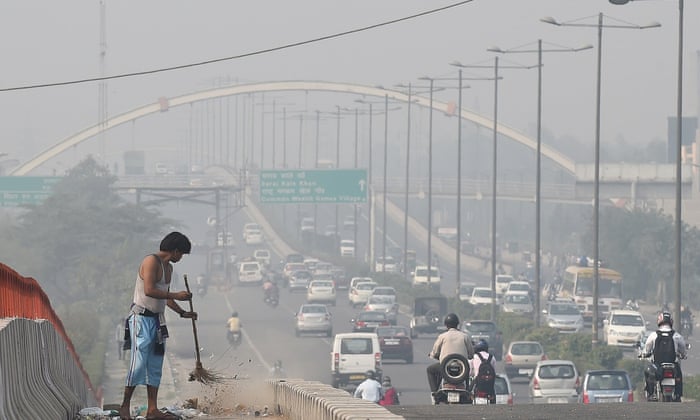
xmin=558 ymin=265 xmax=623 ymax=325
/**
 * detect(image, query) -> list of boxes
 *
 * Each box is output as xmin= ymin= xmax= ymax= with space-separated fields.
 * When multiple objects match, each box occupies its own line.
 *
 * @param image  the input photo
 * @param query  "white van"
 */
xmin=238 ymin=260 xmax=263 ymax=285
xmin=331 ymin=332 xmax=382 ymax=388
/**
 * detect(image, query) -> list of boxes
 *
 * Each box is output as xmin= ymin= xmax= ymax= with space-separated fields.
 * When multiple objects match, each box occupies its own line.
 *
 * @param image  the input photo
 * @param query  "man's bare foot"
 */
xmin=118 ymin=405 xmax=133 ymax=420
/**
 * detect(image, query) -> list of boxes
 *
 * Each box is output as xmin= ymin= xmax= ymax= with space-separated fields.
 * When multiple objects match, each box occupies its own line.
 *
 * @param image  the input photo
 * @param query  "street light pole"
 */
xmin=610 ymin=0 xmax=685 ymax=348
xmin=543 ymin=13 xmax=660 ymax=343
xmin=488 ymin=40 xmax=592 ymax=325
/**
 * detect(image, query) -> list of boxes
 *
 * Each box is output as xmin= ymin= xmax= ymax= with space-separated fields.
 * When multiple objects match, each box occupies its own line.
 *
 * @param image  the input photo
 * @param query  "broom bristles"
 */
xmin=188 ymin=365 xmax=226 ymax=385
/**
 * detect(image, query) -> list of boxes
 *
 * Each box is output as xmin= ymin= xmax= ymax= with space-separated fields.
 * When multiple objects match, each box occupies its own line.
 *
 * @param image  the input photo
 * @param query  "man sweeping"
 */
xmin=119 ymin=232 xmax=197 ymax=420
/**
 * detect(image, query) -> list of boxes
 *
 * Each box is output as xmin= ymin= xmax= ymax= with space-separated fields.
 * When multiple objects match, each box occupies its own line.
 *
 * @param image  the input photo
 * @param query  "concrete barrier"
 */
xmin=267 ymin=378 xmax=404 ymax=420
xmin=0 ymin=318 xmax=99 ymax=419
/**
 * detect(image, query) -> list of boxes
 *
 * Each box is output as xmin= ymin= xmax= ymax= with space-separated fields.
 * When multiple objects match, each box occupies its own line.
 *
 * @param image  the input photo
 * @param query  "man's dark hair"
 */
xmin=160 ymin=231 xmax=191 ymax=254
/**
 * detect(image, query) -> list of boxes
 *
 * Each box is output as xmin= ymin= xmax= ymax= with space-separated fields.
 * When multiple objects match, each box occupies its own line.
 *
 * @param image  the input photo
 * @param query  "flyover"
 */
xmin=9 ymin=80 xmax=692 ymax=204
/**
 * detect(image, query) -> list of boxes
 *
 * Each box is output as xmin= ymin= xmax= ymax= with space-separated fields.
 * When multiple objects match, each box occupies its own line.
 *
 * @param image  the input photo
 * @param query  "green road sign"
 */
xmin=0 ymin=176 xmax=61 ymax=207
xmin=260 ymin=169 xmax=367 ymax=204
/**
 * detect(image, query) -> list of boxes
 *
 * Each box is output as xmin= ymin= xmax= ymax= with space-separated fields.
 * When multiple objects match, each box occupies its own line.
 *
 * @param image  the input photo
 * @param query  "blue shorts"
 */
xmin=125 ymin=314 xmax=164 ymax=387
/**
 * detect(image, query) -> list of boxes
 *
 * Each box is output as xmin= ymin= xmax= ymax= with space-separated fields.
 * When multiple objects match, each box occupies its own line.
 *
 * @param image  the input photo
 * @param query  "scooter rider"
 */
xmin=354 ymin=370 xmax=383 ymax=403
xmin=641 ymin=311 xmax=687 ymax=401
xmin=471 ymin=339 xmax=497 ymax=404
xmin=226 ymin=311 xmax=242 ymax=344
xmin=262 ymin=277 xmax=279 ymax=301
xmin=427 ymin=313 xmax=475 ymax=403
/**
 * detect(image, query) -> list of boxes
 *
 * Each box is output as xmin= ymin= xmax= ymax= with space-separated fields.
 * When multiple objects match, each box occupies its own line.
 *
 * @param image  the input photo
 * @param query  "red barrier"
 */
xmin=0 ymin=262 xmax=101 ymax=402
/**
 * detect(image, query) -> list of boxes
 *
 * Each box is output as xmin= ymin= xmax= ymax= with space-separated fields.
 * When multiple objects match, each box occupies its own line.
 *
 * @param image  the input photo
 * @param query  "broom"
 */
xmin=183 ymin=274 xmax=224 ymax=384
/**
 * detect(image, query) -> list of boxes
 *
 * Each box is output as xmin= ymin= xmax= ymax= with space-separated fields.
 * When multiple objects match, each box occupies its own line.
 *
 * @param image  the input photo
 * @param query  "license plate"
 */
xmin=474 ymin=397 xmax=488 ymax=405
xmin=549 ymin=397 xmax=568 ymax=404
xmin=518 ymin=369 xmax=533 ymax=375
xmin=349 ymin=374 xmax=365 ymax=380
xmin=447 ymin=392 xmax=461 ymax=403
xmin=384 ymin=339 xmax=399 ymax=345
xmin=366 ymin=323 xmax=378 ymax=328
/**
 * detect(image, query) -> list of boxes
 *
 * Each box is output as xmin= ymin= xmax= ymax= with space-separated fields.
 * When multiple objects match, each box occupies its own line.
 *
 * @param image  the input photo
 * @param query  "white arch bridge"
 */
xmin=10 ymin=80 xmax=690 ymax=202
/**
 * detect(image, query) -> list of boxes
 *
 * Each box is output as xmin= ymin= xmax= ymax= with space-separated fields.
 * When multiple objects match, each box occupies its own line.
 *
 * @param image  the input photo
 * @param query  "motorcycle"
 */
xmin=434 ymin=354 xmax=472 ymax=405
xmin=264 ymin=289 xmax=279 ymax=307
xmin=196 ymin=275 xmax=207 ymax=297
xmin=680 ymin=317 xmax=693 ymax=339
xmin=227 ymin=330 xmax=242 ymax=348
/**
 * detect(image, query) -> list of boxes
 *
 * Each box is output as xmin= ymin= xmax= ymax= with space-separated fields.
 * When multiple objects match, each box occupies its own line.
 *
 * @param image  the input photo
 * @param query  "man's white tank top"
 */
xmin=133 ymin=254 xmax=168 ymax=314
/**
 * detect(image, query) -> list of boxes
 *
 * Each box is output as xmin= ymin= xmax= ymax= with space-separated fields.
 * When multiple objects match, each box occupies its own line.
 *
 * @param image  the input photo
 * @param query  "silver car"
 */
xmin=501 ymin=292 xmax=534 ymax=314
xmin=363 ymin=295 xmax=399 ymax=325
xmin=544 ymin=302 xmax=584 ymax=333
xmin=529 ymin=360 xmax=580 ymax=404
xmin=295 ymin=303 xmax=332 ymax=337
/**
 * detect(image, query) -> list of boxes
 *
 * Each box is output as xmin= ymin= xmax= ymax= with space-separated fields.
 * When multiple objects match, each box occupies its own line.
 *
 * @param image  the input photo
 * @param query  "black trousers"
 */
xmin=427 ymin=363 xmax=442 ymax=392
xmin=645 ymin=362 xmax=683 ymax=397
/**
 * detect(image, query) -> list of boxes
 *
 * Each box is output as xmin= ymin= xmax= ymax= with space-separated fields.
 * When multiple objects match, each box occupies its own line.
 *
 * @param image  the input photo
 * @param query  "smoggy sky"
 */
xmin=0 ymin=0 xmax=697 ymax=174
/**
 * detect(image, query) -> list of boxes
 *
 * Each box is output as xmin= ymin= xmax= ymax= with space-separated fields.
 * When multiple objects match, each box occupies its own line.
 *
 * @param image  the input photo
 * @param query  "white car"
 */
xmin=242 ymin=222 xmax=261 ymax=240
xmin=306 ymin=280 xmax=336 ymax=305
xmin=470 ymin=287 xmax=496 ymax=305
xmin=501 ymin=291 xmax=534 ymax=314
xmin=603 ymin=310 xmax=647 ymax=347
xmin=495 ymin=274 xmax=515 ymax=295
xmin=253 ymin=249 xmax=271 ymax=266
xmin=339 ymin=239 xmax=355 ymax=258
xmin=348 ymin=277 xmax=373 ymax=301
xmin=349 ymin=281 xmax=377 ymax=307
xmin=375 ymin=256 xmax=397 ymax=273
xmin=244 ymin=228 xmax=263 ymax=245
xmin=506 ymin=281 xmax=531 ymax=295
xmin=412 ymin=265 xmax=441 ymax=289
xmin=238 ymin=260 xmax=263 ymax=285
xmin=300 ymin=217 xmax=315 ymax=233
xmin=457 ymin=282 xmax=477 ymax=302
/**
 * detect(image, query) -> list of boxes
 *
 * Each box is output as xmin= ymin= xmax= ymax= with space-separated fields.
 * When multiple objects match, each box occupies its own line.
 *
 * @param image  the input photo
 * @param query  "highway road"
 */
xmin=144 ymin=191 xmax=700 ymax=415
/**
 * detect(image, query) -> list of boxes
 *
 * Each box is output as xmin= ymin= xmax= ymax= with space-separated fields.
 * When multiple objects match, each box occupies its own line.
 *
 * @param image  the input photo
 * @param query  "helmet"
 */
xmin=232 ymin=311 xmax=238 ymax=317
xmin=474 ymin=339 xmax=489 ymax=353
xmin=382 ymin=376 xmax=392 ymax=386
xmin=365 ymin=370 xmax=376 ymax=380
xmin=657 ymin=311 xmax=673 ymax=327
xmin=444 ymin=313 xmax=460 ymax=329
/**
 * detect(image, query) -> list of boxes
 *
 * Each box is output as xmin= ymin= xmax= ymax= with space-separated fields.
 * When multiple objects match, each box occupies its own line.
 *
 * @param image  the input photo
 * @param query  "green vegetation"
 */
xmin=0 ymin=156 xmax=176 ymax=384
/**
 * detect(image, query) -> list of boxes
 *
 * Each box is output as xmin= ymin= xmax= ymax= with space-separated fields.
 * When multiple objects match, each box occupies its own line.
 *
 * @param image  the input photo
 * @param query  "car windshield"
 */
xmin=494 ymin=377 xmax=508 ymax=395
xmin=474 ymin=289 xmax=492 ymax=298
xmin=357 ymin=283 xmax=376 ymax=291
xmin=293 ymin=271 xmax=311 ymax=279
xmin=550 ymin=304 xmax=581 ymax=315
xmin=341 ymin=338 xmax=372 ymax=354
xmin=377 ymin=327 xmax=409 ymax=337
xmin=505 ymin=294 xmax=531 ymax=304
xmin=586 ymin=373 xmax=629 ymax=391
xmin=369 ymin=296 xmax=394 ymax=304
xmin=509 ymin=283 xmax=529 ymax=292
xmin=460 ymin=284 xmax=475 ymax=294
xmin=538 ymin=364 xmax=575 ymax=379
xmin=373 ymin=288 xmax=395 ymax=295
xmin=312 ymin=281 xmax=333 ymax=288
xmin=359 ymin=312 xmax=386 ymax=321
xmin=496 ymin=275 xmax=514 ymax=283
xmin=511 ymin=343 xmax=542 ymax=355
xmin=341 ymin=240 xmax=354 ymax=246
xmin=415 ymin=268 xmax=439 ymax=277
xmin=301 ymin=305 xmax=327 ymax=314
xmin=467 ymin=322 xmax=495 ymax=333
xmin=241 ymin=263 xmax=259 ymax=271
xmin=286 ymin=263 xmax=306 ymax=271
xmin=612 ymin=314 xmax=644 ymax=326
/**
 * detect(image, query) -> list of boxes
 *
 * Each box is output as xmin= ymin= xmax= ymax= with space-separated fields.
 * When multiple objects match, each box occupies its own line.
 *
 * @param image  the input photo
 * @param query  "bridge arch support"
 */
xmin=12 ymin=81 xmax=575 ymax=176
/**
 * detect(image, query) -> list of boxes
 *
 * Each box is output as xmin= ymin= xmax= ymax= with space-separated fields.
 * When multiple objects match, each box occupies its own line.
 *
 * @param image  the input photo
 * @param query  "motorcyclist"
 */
xmin=270 ymin=360 xmax=286 ymax=378
xmin=353 ymin=370 xmax=383 ymax=403
xmin=427 ymin=313 xmax=475 ymax=404
xmin=471 ymin=339 xmax=497 ymax=404
xmin=226 ymin=311 xmax=242 ymax=344
xmin=641 ymin=311 xmax=687 ymax=402
xmin=378 ymin=376 xmax=400 ymax=406
xmin=680 ymin=305 xmax=693 ymax=336
xmin=262 ymin=277 xmax=279 ymax=301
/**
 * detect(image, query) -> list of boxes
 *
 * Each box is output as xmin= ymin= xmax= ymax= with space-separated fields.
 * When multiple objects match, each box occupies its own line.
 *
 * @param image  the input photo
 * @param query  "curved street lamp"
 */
xmin=609 ymin=0 xmax=685 ymax=356
xmin=487 ymin=40 xmax=592 ymax=325
xmin=542 ymin=12 xmax=660 ymax=343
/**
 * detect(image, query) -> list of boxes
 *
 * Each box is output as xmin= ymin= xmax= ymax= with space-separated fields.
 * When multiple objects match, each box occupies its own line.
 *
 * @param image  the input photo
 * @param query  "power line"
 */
xmin=0 ymin=1 xmax=473 ymax=93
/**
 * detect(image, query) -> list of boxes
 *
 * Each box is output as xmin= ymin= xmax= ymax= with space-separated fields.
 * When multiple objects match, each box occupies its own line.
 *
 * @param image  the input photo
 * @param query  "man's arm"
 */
xmin=353 ymin=382 xmax=364 ymax=398
xmin=643 ymin=332 xmax=656 ymax=357
xmin=429 ymin=336 xmax=443 ymax=359
xmin=675 ymin=333 xmax=687 ymax=358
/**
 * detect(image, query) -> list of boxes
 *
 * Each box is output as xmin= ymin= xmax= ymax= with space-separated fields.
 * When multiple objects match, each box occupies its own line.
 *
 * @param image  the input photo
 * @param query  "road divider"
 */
xmin=267 ymin=378 xmax=403 ymax=420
